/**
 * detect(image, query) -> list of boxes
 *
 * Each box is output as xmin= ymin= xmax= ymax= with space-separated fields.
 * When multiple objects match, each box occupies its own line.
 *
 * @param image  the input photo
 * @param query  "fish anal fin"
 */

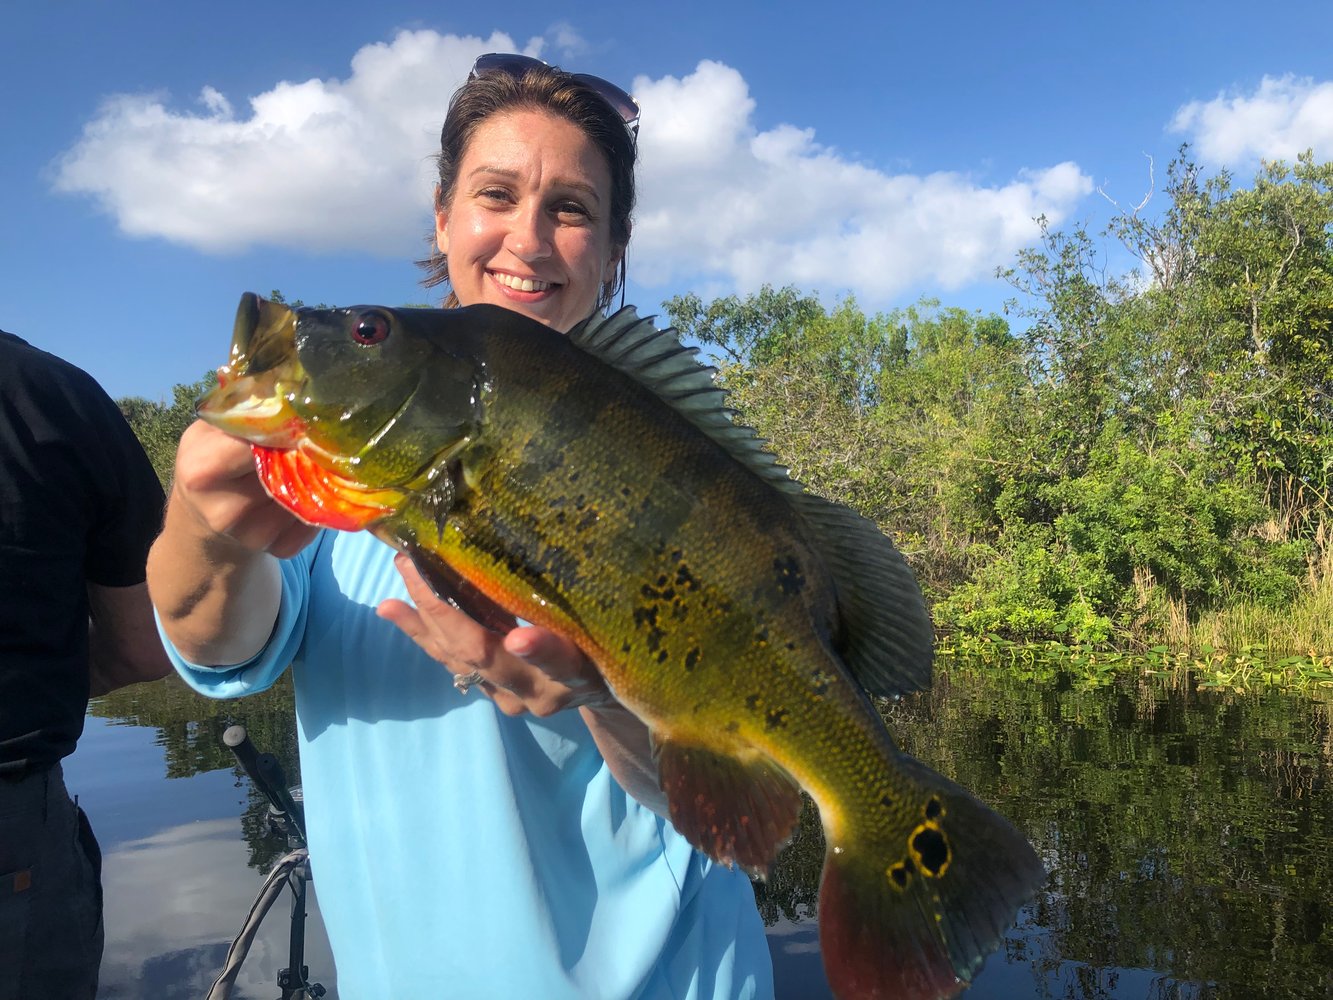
xmin=656 ymin=739 xmax=804 ymax=875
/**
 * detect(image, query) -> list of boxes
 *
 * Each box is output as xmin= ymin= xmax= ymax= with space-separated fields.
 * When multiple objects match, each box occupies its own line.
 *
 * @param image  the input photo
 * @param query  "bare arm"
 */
xmin=579 ymin=701 xmax=669 ymax=817
xmin=147 ymin=421 xmax=319 ymax=665
xmin=87 ymin=581 xmax=174 ymax=696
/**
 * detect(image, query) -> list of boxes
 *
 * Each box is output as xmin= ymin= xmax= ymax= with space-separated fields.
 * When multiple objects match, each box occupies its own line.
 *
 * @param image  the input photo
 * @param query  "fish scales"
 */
xmin=198 ymin=294 xmax=1046 ymax=1000
xmin=439 ymin=325 xmax=893 ymax=806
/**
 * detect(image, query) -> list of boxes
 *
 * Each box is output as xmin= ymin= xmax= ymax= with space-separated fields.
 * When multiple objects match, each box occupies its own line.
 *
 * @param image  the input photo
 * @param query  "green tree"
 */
xmin=119 ymin=370 xmax=217 ymax=486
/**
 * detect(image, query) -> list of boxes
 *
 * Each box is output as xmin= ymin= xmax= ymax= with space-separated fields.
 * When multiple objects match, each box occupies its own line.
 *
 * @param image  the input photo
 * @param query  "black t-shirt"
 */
xmin=0 ymin=330 xmax=165 ymax=773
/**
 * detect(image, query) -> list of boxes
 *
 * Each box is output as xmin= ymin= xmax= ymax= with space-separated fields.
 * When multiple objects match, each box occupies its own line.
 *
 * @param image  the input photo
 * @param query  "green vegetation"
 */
xmin=119 ymin=371 xmax=216 ymax=487
xmin=666 ymin=150 xmax=1333 ymax=680
xmin=119 ymin=153 xmax=1333 ymax=683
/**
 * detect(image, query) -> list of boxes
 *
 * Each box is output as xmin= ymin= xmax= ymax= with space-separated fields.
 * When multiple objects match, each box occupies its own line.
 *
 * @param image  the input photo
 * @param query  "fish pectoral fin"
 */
xmin=398 ymin=543 xmax=519 ymax=636
xmin=656 ymin=738 xmax=804 ymax=876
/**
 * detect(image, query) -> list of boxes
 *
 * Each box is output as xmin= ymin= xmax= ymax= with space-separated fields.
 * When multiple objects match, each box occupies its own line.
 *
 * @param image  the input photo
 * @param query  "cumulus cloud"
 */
xmin=631 ymin=61 xmax=1091 ymax=301
xmin=53 ymin=29 xmax=541 ymax=255
xmin=1170 ymin=74 xmax=1333 ymax=166
xmin=54 ymin=32 xmax=1092 ymax=302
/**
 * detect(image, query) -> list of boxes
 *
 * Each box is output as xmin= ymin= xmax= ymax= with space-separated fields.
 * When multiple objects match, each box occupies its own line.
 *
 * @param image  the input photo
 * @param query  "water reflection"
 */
xmin=66 ymin=688 xmax=335 ymax=998
xmin=77 ymin=662 xmax=1333 ymax=999
xmin=96 ymin=818 xmax=335 ymax=999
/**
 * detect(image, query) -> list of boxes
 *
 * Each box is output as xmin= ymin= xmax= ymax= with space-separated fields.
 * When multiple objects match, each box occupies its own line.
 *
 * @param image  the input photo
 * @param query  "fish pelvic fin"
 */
xmin=656 ymin=738 xmax=804 ymax=875
xmin=369 ymin=521 xmax=520 ymax=637
xmin=817 ymin=756 xmax=1045 ymax=1000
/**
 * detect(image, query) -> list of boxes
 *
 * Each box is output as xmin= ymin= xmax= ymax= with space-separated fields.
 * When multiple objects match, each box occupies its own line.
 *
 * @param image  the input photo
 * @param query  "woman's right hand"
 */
xmin=170 ymin=420 xmax=320 ymax=559
xmin=148 ymin=420 xmax=319 ymax=664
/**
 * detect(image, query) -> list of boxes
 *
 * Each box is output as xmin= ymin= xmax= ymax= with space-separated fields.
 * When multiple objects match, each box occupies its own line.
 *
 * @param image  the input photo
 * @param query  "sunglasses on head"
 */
xmin=469 ymin=52 xmax=640 ymax=137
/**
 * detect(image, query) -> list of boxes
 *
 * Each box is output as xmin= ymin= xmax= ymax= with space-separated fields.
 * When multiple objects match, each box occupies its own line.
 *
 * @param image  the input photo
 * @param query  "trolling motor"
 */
xmin=205 ymin=725 xmax=325 ymax=1000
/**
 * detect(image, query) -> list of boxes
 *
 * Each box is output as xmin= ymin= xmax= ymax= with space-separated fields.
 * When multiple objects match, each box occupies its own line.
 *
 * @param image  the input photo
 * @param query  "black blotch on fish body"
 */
xmin=773 ymin=555 xmax=805 ymax=596
xmin=765 ymin=707 xmax=789 ymax=730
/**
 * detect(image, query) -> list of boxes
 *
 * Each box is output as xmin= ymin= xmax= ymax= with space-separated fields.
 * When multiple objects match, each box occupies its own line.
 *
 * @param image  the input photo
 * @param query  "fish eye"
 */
xmin=352 ymin=311 xmax=391 ymax=346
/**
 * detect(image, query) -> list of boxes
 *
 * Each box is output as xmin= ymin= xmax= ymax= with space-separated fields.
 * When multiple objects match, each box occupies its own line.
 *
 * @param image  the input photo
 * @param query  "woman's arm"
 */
xmin=147 ymin=421 xmax=319 ymax=665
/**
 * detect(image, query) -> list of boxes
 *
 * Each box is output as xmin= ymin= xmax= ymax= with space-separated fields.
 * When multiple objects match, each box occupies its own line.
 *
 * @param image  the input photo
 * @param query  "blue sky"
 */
xmin=4 ymin=0 xmax=1332 ymax=400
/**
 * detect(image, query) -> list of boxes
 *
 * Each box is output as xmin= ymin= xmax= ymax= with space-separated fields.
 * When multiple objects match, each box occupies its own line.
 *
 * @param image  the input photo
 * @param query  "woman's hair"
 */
xmin=420 ymin=62 xmax=637 ymax=312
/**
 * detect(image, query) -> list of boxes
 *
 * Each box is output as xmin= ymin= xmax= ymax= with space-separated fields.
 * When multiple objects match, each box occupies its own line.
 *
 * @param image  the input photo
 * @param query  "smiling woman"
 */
xmin=146 ymin=54 xmax=776 ymax=1000
xmin=421 ymin=51 xmax=638 ymax=326
xmin=432 ymin=109 xmax=623 ymax=333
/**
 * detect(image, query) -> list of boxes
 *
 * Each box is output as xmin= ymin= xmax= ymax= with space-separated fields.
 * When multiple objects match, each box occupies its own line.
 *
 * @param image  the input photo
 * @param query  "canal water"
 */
xmin=72 ymin=661 xmax=1333 ymax=999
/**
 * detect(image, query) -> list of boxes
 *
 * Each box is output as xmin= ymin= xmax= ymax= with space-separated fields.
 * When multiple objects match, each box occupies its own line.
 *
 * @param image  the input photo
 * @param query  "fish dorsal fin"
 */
xmin=569 ymin=307 xmax=797 ymax=491
xmin=789 ymin=490 xmax=935 ymax=698
xmin=570 ymin=308 xmax=935 ymax=699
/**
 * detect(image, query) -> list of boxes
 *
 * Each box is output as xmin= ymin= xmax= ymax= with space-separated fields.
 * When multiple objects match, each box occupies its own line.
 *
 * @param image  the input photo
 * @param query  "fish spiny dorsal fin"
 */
xmin=571 ymin=307 xmax=935 ymax=699
xmin=569 ymin=307 xmax=799 ymax=493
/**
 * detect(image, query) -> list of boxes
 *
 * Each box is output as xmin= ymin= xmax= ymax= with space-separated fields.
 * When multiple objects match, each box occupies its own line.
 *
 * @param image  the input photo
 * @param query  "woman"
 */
xmin=147 ymin=55 xmax=776 ymax=999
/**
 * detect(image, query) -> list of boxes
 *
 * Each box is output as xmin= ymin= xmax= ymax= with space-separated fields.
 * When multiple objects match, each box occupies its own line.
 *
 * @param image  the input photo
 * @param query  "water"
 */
xmin=70 ymin=662 xmax=1333 ymax=999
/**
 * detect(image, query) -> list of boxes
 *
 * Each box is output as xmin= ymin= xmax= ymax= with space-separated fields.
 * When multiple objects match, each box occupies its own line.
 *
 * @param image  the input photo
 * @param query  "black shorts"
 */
xmin=0 ymin=763 xmax=103 ymax=1000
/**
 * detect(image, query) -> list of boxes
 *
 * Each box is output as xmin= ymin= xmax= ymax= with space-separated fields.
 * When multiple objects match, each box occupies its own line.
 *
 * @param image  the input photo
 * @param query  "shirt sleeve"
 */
xmin=159 ymin=546 xmax=314 ymax=699
xmin=81 ymin=375 xmax=167 ymax=588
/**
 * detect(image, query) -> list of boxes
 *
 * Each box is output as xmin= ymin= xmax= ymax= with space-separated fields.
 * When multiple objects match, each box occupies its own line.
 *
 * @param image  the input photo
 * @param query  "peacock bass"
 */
xmin=197 ymin=292 xmax=1045 ymax=1000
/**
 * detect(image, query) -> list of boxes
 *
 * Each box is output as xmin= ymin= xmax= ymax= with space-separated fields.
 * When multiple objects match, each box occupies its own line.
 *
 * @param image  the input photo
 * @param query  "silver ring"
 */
xmin=453 ymin=669 xmax=485 ymax=695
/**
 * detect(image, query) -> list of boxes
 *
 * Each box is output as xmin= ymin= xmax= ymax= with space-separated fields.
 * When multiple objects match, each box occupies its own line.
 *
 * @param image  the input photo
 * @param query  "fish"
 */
xmin=197 ymin=292 xmax=1045 ymax=1000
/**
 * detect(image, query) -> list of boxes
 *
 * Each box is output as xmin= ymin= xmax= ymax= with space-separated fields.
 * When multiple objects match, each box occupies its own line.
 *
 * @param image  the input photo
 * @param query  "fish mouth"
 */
xmin=196 ymin=293 xmax=308 ymax=447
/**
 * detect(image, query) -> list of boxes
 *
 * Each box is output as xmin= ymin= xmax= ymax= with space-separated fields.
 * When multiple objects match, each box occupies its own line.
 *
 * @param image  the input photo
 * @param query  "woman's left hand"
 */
xmin=376 ymin=553 xmax=613 ymax=717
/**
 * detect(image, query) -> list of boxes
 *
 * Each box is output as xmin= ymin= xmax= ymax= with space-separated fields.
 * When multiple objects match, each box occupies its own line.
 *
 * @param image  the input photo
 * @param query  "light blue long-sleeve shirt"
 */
xmin=163 ymin=529 xmax=774 ymax=999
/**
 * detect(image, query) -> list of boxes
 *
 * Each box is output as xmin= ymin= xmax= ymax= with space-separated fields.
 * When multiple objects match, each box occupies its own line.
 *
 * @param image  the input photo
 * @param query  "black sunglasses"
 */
xmin=469 ymin=52 xmax=640 ymax=137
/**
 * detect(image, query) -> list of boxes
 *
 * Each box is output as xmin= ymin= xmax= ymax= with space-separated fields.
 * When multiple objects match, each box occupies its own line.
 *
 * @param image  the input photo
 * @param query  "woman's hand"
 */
xmin=170 ymin=420 xmax=320 ymax=559
xmin=148 ymin=419 xmax=319 ymax=665
xmin=377 ymin=554 xmax=613 ymax=717
xmin=378 ymin=554 xmax=669 ymax=814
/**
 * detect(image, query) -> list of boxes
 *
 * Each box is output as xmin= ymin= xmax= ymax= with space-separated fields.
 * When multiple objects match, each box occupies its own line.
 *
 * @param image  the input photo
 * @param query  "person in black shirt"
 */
xmin=0 ymin=329 xmax=172 ymax=999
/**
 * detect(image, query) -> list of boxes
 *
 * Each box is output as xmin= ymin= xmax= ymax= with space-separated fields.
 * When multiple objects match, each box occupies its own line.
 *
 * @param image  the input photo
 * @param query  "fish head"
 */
xmin=198 ymin=293 xmax=486 ymax=490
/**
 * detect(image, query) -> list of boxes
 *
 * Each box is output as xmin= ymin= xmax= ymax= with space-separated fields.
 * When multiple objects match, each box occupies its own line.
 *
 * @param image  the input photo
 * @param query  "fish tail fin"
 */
xmin=817 ymin=757 xmax=1044 ymax=1000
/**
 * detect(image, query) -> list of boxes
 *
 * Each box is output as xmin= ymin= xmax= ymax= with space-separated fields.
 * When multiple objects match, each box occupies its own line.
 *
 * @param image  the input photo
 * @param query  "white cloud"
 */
xmin=53 ymin=29 xmax=542 ymax=255
xmin=1170 ymin=74 xmax=1333 ymax=166
xmin=631 ymin=62 xmax=1091 ymax=302
xmin=54 ymin=34 xmax=1092 ymax=303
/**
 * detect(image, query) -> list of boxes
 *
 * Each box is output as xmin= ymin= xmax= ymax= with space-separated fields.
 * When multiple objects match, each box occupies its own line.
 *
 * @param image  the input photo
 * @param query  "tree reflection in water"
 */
xmin=92 ymin=659 xmax=1333 ymax=999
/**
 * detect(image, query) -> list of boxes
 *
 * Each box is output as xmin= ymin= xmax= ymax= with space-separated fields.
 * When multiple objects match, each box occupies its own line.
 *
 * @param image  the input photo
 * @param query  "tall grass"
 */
xmin=1165 ymin=514 xmax=1333 ymax=658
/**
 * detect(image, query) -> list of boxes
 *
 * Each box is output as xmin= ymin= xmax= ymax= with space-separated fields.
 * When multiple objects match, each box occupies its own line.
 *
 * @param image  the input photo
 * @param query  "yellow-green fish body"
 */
xmin=199 ymin=294 xmax=1044 ymax=1000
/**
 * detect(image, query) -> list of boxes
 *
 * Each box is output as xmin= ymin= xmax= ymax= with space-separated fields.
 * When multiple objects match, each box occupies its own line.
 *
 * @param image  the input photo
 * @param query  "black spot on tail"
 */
xmin=911 ymin=825 xmax=950 ymax=877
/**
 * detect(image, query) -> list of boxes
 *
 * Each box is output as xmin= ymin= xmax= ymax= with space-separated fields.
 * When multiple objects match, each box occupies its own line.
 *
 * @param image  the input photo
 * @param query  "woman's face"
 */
xmin=435 ymin=109 xmax=622 ymax=334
